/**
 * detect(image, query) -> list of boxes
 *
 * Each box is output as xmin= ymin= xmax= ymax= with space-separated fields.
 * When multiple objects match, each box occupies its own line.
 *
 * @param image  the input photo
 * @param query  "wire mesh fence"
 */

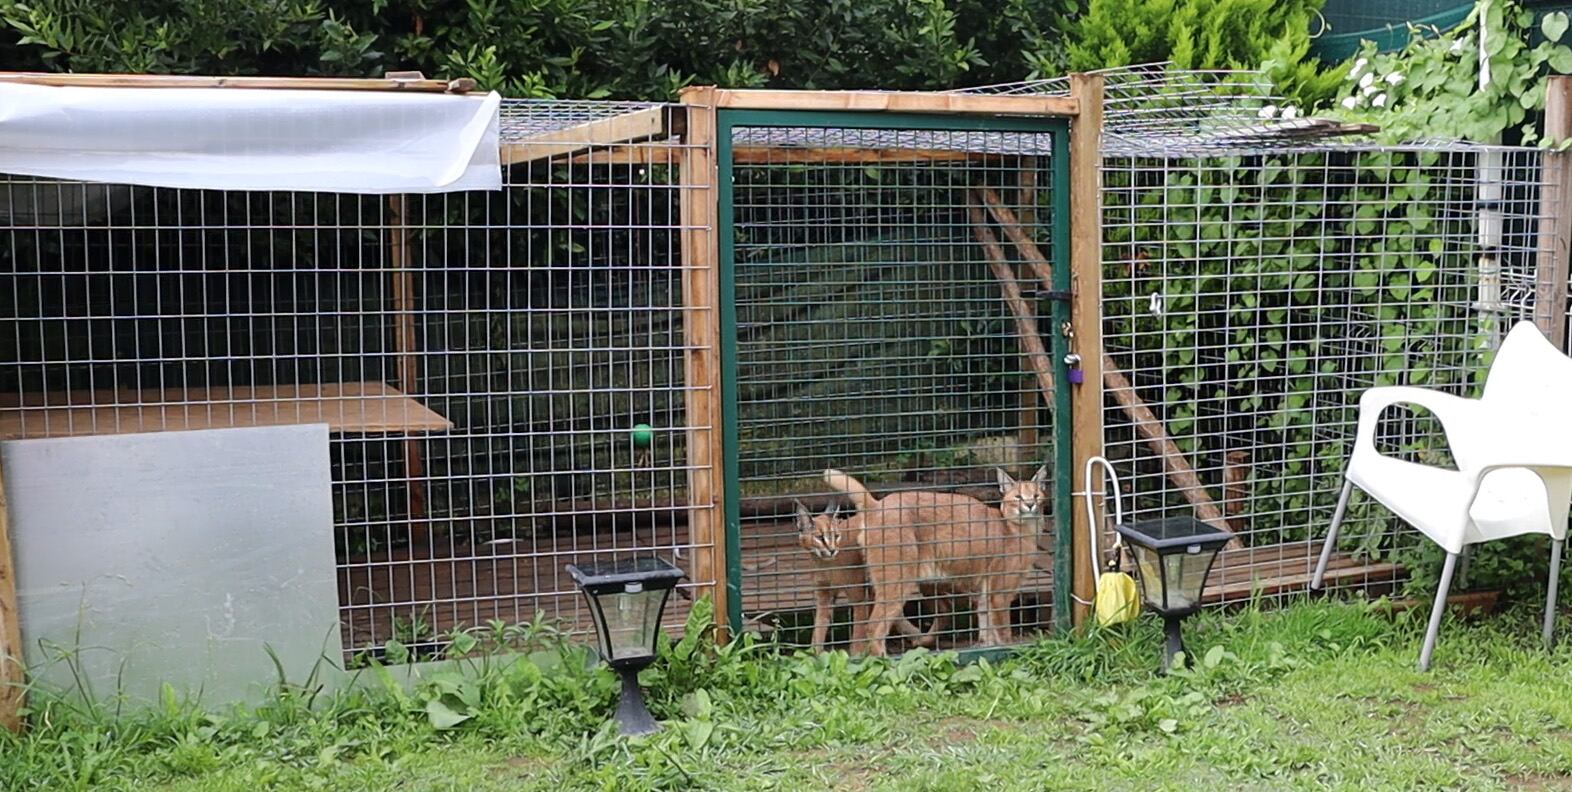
xmin=0 ymin=102 xmax=715 ymax=662
xmin=963 ymin=66 xmax=1557 ymax=608
xmin=723 ymin=122 xmax=1066 ymax=652
xmin=1101 ymin=143 xmax=1546 ymax=605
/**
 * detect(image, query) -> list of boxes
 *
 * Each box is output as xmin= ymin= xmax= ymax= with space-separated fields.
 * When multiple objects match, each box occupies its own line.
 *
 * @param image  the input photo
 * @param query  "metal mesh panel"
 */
xmin=1101 ymin=144 xmax=1546 ymax=606
xmin=0 ymin=104 xmax=714 ymax=662
xmin=726 ymin=125 xmax=1062 ymax=653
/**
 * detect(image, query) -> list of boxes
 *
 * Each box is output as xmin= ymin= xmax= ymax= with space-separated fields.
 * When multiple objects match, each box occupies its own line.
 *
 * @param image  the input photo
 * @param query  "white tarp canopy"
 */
xmin=0 ymin=82 xmax=503 ymax=193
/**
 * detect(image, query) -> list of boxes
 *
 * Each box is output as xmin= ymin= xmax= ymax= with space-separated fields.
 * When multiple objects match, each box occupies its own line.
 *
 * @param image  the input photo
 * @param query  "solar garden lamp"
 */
xmin=1115 ymin=517 xmax=1233 ymax=673
xmin=566 ymin=557 xmax=685 ymax=736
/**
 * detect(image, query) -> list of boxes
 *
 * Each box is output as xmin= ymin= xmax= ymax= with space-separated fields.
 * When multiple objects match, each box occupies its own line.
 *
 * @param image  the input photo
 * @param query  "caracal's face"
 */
xmin=998 ymin=465 xmax=1050 ymax=520
xmin=795 ymin=504 xmax=846 ymax=560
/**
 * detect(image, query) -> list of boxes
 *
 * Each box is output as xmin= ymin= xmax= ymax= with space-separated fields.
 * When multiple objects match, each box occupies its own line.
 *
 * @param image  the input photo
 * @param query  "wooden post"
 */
xmin=1067 ymin=73 xmax=1105 ymax=628
xmin=678 ymin=89 xmax=729 ymax=642
xmin=1017 ymin=159 xmax=1041 ymax=455
xmin=387 ymin=195 xmax=429 ymax=545
xmin=0 ymin=462 xmax=23 ymax=733
xmin=1222 ymin=450 xmax=1250 ymax=532
xmin=1536 ymin=76 xmax=1572 ymax=349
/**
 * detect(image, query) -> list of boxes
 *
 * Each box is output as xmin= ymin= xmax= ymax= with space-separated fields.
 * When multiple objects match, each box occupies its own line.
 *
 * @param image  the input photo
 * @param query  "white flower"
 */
xmin=1258 ymin=104 xmax=1278 ymax=119
xmin=1359 ymin=72 xmax=1375 ymax=88
xmin=1342 ymin=95 xmax=1360 ymax=109
xmin=1450 ymin=37 xmax=1466 ymax=53
xmin=1364 ymin=83 xmax=1380 ymax=96
xmin=1282 ymin=105 xmax=1299 ymax=119
xmin=1349 ymin=57 xmax=1368 ymax=79
xmin=1373 ymin=92 xmax=1388 ymax=107
xmin=1385 ymin=72 xmax=1405 ymax=85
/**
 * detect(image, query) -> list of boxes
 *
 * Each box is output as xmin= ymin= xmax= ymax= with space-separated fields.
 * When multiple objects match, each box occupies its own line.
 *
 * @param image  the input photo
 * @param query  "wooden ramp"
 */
xmin=336 ymin=518 xmax=1403 ymax=656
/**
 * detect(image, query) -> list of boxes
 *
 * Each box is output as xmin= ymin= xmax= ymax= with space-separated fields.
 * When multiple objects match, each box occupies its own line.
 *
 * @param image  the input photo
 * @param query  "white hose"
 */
xmin=1082 ymin=456 xmax=1125 ymax=588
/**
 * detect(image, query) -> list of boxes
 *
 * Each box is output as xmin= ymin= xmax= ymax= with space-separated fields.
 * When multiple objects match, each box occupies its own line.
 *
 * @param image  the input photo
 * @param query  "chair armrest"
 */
xmin=1354 ymin=386 xmax=1480 ymax=465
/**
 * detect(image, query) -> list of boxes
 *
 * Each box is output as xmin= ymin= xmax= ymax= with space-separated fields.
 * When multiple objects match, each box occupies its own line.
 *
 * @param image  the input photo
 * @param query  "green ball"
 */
xmin=631 ymin=423 xmax=654 ymax=448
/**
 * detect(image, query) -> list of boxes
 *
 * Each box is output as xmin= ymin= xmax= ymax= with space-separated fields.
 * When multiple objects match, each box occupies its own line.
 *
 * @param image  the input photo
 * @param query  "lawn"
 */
xmin=5 ymin=599 xmax=1572 ymax=791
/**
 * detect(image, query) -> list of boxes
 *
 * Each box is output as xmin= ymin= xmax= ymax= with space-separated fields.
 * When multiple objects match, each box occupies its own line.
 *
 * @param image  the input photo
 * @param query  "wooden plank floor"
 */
xmin=337 ymin=521 xmax=1402 ymax=654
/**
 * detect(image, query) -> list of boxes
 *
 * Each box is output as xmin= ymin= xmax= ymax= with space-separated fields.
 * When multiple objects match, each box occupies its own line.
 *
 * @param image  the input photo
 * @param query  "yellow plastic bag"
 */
xmin=1094 ymin=570 xmax=1140 ymax=627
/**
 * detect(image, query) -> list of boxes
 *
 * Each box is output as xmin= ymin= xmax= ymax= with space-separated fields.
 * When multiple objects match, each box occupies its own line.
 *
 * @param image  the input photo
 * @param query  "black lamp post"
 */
xmin=1115 ymin=517 xmax=1232 ymax=672
xmin=566 ymin=557 xmax=685 ymax=736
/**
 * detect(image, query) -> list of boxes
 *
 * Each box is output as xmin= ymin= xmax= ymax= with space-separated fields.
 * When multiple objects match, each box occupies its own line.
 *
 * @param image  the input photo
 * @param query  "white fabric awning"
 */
xmin=0 ymin=83 xmax=503 ymax=193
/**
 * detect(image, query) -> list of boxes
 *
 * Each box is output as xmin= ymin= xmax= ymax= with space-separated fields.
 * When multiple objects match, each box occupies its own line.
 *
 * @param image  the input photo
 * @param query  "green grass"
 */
xmin=5 ymin=598 xmax=1572 ymax=791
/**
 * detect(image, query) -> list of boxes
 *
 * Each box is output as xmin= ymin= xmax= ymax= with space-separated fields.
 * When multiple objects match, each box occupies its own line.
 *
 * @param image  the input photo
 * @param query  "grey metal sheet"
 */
xmin=3 ymin=424 xmax=341 ymax=708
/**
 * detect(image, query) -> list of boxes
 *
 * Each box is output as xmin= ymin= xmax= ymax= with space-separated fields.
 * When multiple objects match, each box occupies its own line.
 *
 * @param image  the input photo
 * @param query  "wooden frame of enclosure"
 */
xmin=674 ymin=81 xmax=1107 ymax=646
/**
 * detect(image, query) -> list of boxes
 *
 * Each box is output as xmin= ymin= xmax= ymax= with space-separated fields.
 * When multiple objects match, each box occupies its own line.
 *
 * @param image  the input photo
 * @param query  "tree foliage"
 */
xmin=0 ymin=0 xmax=1073 ymax=98
xmin=1066 ymin=0 xmax=1342 ymax=106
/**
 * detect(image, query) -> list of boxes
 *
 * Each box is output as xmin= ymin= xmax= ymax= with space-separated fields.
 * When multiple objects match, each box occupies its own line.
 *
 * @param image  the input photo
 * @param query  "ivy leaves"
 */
xmin=1334 ymin=0 xmax=1572 ymax=146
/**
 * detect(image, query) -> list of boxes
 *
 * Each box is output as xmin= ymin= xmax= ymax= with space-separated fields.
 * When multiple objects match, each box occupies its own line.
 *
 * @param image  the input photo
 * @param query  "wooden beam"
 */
xmin=0 ymin=461 xmax=22 ymax=734
xmin=0 ymin=383 xmax=450 ymax=438
xmin=1017 ymin=160 xmax=1041 ymax=453
xmin=388 ymin=196 xmax=430 ymax=546
xmin=968 ymin=198 xmax=1059 ymax=411
xmin=1067 ymin=73 xmax=1105 ymax=629
xmin=568 ymin=143 xmax=688 ymax=165
xmin=567 ymin=144 xmax=1005 ymax=166
xmin=500 ymin=105 xmax=669 ymax=165
xmin=678 ymin=87 xmax=729 ymax=643
xmin=0 ymin=71 xmax=474 ymax=93
xmin=1536 ymin=75 xmax=1572 ymax=349
xmin=701 ymin=87 xmax=1079 ymax=118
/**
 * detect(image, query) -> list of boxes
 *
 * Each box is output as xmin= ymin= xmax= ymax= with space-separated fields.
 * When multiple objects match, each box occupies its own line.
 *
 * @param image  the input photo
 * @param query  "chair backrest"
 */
xmin=1480 ymin=321 xmax=1572 ymax=414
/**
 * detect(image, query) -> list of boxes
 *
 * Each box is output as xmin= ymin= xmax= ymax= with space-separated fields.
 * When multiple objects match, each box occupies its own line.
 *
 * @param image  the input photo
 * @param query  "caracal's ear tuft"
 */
xmin=996 ymin=467 xmax=1017 ymax=492
xmin=793 ymin=499 xmax=812 ymax=526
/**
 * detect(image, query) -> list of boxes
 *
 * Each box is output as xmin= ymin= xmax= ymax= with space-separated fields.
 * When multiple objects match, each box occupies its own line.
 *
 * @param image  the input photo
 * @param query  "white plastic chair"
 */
xmin=1312 ymin=320 xmax=1572 ymax=671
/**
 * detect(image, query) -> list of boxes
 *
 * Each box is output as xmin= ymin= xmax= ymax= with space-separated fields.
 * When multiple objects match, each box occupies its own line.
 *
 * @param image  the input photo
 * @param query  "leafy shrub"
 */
xmin=0 ymin=0 xmax=1075 ymax=98
xmin=1065 ymin=0 xmax=1341 ymax=105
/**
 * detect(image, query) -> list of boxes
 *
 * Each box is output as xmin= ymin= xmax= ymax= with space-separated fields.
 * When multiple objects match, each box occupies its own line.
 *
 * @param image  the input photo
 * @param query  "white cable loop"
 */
xmin=1082 ymin=455 xmax=1125 ymax=588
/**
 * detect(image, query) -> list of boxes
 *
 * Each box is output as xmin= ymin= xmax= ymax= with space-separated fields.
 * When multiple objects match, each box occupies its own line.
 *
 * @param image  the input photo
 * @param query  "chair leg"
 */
xmin=1545 ymin=538 xmax=1564 ymax=650
xmin=1418 ymin=551 xmax=1459 ymax=672
xmin=1312 ymin=479 xmax=1354 ymax=591
xmin=1457 ymin=543 xmax=1471 ymax=590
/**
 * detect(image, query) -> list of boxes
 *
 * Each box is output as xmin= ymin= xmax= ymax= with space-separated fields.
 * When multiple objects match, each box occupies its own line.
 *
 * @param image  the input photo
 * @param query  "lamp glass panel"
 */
xmin=1131 ymin=544 xmax=1168 ymax=610
xmin=601 ymin=586 xmax=668 ymax=662
xmin=1161 ymin=547 xmax=1220 ymax=611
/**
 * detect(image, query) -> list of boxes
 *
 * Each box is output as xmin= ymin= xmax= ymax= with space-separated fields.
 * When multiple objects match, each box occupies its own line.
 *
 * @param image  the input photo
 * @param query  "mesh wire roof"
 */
xmin=492 ymin=65 xmax=1387 ymax=156
xmin=497 ymin=98 xmax=663 ymax=142
xmin=956 ymin=63 xmax=1379 ymax=154
xmin=736 ymin=65 xmax=1381 ymax=156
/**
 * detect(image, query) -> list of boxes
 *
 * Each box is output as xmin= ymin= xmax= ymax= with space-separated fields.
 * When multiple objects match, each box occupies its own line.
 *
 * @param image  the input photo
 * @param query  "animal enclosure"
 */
xmin=963 ymin=66 xmax=1564 ymax=610
xmin=3 ymin=67 xmax=1566 ymax=714
xmin=0 ymin=77 xmax=1106 ymax=679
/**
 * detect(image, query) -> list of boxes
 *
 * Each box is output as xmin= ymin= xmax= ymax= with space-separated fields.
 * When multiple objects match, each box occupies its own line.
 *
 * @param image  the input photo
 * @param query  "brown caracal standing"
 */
xmin=795 ymin=499 xmax=936 ymax=652
xmin=823 ymin=468 xmax=1040 ymax=656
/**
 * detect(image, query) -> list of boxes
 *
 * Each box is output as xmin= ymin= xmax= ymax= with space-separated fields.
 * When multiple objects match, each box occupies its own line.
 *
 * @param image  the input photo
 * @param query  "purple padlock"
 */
xmin=1067 ymin=368 xmax=1085 ymax=384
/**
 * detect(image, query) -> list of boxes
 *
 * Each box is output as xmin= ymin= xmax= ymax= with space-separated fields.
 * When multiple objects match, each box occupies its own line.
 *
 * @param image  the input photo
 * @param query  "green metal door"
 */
xmin=715 ymin=109 xmax=1074 ymax=649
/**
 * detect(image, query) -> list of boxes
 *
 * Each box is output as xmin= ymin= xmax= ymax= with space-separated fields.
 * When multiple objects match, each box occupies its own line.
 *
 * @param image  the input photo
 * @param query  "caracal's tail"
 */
xmin=823 ymin=469 xmax=877 ymax=512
